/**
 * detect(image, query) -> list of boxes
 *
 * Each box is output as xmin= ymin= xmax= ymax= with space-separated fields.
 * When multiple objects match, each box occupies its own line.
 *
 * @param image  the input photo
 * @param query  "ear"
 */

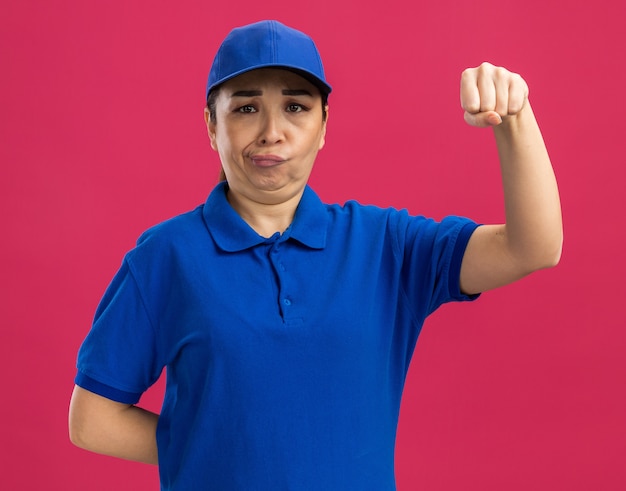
xmin=204 ymin=107 xmax=218 ymax=151
xmin=318 ymin=105 xmax=329 ymax=150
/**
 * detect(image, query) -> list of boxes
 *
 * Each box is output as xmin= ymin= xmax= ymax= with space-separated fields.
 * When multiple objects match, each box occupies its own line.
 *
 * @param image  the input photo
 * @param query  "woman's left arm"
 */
xmin=458 ymin=63 xmax=563 ymax=295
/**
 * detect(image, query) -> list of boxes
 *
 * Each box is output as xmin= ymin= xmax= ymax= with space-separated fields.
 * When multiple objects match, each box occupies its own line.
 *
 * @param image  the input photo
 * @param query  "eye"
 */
xmin=286 ymin=103 xmax=307 ymax=113
xmin=236 ymin=105 xmax=257 ymax=113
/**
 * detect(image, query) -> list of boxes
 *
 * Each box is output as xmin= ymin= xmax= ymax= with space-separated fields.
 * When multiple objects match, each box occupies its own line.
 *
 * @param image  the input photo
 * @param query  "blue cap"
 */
xmin=206 ymin=20 xmax=332 ymax=98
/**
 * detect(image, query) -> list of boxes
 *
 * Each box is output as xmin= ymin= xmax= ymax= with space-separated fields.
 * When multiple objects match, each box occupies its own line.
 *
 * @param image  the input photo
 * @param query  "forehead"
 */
xmin=219 ymin=68 xmax=321 ymax=95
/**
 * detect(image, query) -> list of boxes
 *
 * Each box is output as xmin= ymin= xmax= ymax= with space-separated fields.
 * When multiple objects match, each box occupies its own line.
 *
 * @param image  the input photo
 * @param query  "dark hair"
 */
xmin=207 ymin=84 xmax=329 ymax=182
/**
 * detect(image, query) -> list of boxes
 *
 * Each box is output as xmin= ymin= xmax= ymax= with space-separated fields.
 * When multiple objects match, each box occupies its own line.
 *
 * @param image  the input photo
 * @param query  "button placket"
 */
xmin=269 ymin=240 xmax=292 ymax=320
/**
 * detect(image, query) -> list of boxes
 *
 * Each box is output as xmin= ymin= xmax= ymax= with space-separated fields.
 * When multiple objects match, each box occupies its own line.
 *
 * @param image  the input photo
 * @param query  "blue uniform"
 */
xmin=75 ymin=182 xmax=479 ymax=490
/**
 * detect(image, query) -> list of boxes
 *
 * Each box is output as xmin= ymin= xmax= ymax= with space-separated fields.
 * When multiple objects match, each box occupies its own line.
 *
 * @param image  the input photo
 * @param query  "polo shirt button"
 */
xmin=283 ymin=298 xmax=291 ymax=306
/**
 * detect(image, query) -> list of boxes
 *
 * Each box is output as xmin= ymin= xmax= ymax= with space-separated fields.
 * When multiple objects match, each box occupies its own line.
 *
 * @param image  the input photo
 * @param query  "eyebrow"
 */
xmin=282 ymin=89 xmax=314 ymax=97
xmin=231 ymin=89 xmax=314 ymax=98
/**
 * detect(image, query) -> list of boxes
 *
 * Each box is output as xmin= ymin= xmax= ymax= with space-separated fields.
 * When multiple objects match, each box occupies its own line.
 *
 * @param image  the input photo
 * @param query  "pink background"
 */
xmin=2 ymin=0 xmax=625 ymax=489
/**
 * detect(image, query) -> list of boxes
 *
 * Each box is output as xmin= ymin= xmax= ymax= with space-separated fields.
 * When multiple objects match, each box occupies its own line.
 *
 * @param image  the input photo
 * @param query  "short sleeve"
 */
xmin=75 ymin=258 xmax=163 ymax=404
xmin=397 ymin=213 xmax=480 ymax=319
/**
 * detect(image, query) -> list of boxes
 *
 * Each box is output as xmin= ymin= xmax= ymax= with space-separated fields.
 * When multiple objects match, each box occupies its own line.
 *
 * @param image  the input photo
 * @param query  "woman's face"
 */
xmin=205 ymin=68 xmax=327 ymax=206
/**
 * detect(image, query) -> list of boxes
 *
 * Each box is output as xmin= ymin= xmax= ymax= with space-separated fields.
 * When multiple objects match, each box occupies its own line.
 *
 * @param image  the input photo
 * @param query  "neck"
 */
xmin=226 ymin=187 xmax=304 ymax=238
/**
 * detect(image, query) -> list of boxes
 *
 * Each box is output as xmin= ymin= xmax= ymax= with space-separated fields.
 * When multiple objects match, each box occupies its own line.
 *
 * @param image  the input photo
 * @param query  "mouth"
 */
xmin=250 ymin=154 xmax=286 ymax=168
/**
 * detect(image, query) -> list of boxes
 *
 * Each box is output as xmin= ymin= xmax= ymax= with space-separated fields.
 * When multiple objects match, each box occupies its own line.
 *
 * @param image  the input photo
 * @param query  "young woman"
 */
xmin=69 ymin=20 xmax=562 ymax=490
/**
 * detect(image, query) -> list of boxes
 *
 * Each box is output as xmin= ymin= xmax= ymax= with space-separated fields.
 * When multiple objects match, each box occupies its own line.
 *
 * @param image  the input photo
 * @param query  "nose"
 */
xmin=258 ymin=109 xmax=284 ymax=145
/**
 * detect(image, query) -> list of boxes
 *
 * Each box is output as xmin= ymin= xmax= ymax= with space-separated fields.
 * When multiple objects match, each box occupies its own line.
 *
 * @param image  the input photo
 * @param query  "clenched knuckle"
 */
xmin=463 ymin=101 xmax=479 ymax=113
xmin=461 ymin=68 xmax=474 ymax=80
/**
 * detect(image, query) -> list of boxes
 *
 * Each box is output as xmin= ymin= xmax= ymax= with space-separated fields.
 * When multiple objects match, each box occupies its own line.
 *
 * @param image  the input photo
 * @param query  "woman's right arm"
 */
xmin=68 ymin=385 xmax=159 ymax=465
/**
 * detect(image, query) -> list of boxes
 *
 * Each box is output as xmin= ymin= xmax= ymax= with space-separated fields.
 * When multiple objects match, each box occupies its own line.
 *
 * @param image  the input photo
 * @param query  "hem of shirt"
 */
xmin=75 ymin=372 xmax=142 ymax=404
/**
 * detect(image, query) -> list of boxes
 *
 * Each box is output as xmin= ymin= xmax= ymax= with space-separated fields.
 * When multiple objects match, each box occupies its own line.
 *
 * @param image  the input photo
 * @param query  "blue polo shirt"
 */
xmin=75 ymin=182 xmax=479 ymax=490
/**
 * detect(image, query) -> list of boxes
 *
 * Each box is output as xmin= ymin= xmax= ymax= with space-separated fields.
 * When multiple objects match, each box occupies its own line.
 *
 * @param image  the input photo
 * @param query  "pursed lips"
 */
xmin=250 ymin=154 xmax=285 ymax=167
